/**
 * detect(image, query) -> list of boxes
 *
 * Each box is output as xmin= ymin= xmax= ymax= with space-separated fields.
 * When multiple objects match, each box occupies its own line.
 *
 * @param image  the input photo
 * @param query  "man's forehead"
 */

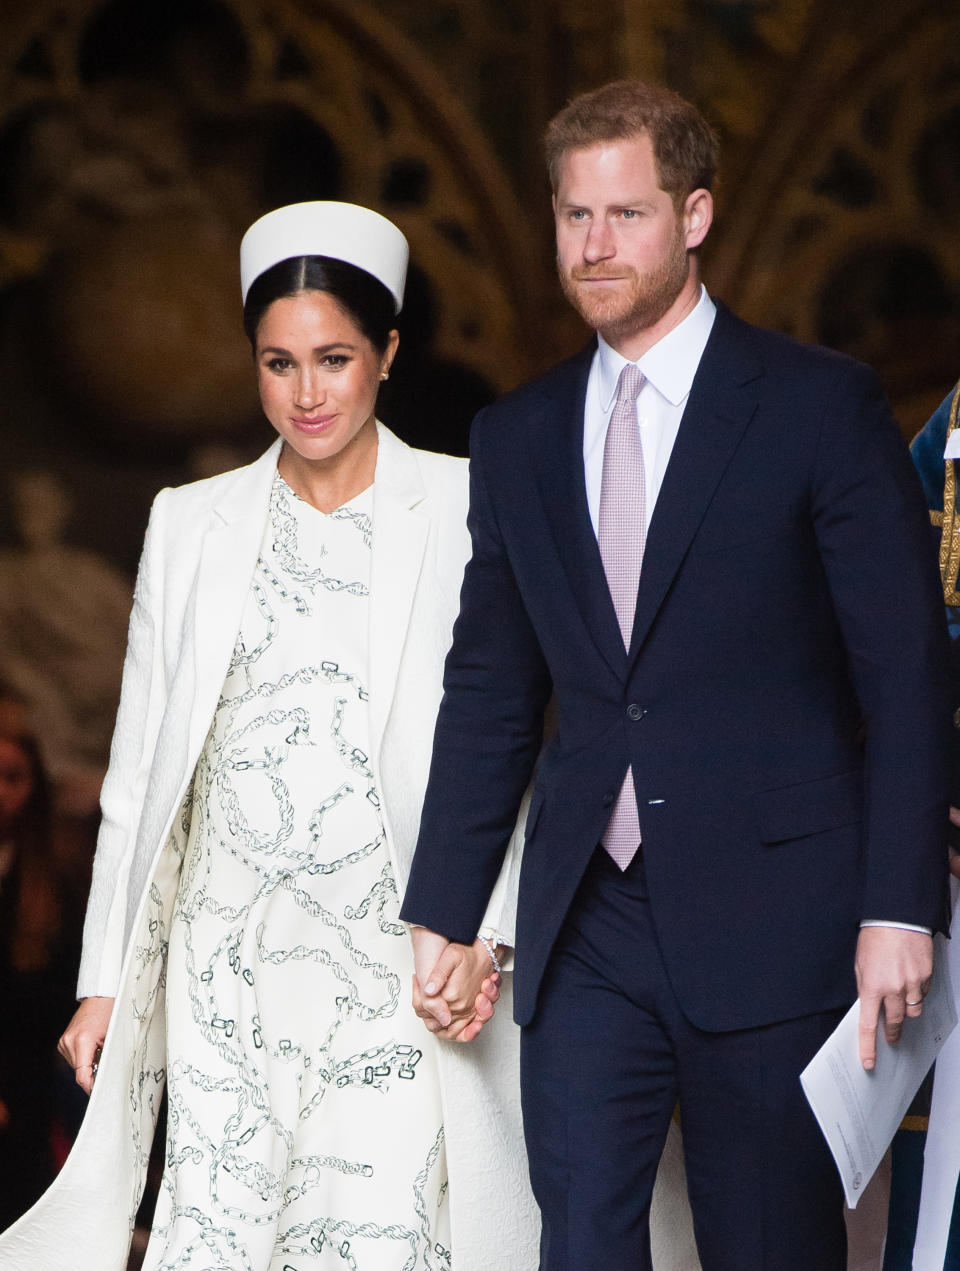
xmin=555 ymin=134 xmax=664 ymax=203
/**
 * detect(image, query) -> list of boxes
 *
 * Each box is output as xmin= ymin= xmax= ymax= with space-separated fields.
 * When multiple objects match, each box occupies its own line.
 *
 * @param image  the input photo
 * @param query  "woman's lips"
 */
xmin=291 ymin=413 xmax=337 ymax=433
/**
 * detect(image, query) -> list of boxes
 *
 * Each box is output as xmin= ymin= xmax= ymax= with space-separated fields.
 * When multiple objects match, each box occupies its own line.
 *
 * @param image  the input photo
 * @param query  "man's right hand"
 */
xmin=58 ymin=996 xmax=114 ymax=1094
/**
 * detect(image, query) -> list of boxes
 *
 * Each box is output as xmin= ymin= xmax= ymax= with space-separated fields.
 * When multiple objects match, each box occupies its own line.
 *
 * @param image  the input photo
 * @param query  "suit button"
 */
xmin=602 ymin=791 xmax=615 ymax=807
xmin=627 ymin=703 xmax=645 ymax=721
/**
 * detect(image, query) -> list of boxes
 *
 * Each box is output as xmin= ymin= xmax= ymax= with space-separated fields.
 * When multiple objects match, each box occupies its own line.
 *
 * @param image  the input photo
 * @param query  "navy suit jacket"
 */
xmin=400 ymin=303 xmax=951 ymax=1031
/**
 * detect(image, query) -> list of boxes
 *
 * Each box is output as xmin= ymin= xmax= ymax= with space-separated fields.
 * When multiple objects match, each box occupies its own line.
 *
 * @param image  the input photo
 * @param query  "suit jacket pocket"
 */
xmin=755 ymin=769 xmax=862 ymax=844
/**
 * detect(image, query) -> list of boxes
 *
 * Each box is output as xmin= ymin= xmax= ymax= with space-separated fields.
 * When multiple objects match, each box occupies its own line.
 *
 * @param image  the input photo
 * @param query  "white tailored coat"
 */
xmin=0 ymin=423 xmax=539 ymax=1271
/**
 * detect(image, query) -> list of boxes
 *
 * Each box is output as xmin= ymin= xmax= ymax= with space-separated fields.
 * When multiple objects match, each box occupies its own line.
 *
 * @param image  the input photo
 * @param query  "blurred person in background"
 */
xmin=0 ymin=709 xmax=80 ymax=1230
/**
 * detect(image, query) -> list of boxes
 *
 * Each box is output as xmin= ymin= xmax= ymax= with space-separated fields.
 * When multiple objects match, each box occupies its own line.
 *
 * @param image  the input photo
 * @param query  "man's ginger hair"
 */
xmin=545 ymin=79 xmax=719 ymax=208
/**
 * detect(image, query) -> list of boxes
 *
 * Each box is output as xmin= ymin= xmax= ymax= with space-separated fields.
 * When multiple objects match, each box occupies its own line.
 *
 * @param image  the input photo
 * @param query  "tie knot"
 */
xmin=616 ymin=363 xmax=644 ymax=406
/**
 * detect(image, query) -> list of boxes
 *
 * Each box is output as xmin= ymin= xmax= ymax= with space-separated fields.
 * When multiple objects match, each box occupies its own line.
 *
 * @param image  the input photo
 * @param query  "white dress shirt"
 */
xmin=582 ymin=287 xmax=929 ymax=938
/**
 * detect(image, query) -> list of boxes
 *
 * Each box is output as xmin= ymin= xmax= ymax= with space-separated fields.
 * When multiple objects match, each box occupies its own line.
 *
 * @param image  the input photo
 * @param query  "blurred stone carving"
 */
xmin=0 ymin=471 xmax=131 ymax=808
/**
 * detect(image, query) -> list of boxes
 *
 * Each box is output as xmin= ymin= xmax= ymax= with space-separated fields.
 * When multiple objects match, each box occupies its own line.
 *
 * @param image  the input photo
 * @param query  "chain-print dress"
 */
xmin=142 ymin=473 xmax=449 ymax=1271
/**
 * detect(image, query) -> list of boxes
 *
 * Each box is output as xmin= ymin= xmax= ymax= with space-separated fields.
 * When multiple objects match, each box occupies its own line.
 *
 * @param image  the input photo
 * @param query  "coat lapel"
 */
xmin=628 ymin=305 xmax=762 ymax=661
xmin=189 ymin=441 xmax=281 ymax=757
xmin=368 ymin=423 xmax=429 ymax=767
xmin=532 ymin=345 xmax=628 ymax=678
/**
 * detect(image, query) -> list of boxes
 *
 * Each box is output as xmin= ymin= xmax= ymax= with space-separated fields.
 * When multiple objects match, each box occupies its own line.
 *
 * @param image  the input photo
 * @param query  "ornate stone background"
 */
xmin=0 ymin=0 xmax=957 ymax=787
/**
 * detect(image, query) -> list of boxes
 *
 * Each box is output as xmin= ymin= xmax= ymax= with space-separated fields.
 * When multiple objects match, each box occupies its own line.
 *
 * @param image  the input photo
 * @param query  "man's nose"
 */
xmin=583 ymin=217 xmax=615 ymax=263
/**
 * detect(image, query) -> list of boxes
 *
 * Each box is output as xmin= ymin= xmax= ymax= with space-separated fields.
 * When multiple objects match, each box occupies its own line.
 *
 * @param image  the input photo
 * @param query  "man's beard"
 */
xmin=559 ymin=231 xmax=690 ymax=341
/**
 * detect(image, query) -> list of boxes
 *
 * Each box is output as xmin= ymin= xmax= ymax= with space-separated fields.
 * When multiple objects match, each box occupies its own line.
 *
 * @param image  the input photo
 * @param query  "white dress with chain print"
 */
xmin=142 ymin=472 xmax=449 ymax=1271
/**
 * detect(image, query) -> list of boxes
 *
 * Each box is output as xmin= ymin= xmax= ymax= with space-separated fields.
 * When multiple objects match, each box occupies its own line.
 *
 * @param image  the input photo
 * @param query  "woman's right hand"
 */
xmin=58 ymin=996 xmax=115 ymax=1095
xmin=412 ymin=940 xmax=502 ymax=1043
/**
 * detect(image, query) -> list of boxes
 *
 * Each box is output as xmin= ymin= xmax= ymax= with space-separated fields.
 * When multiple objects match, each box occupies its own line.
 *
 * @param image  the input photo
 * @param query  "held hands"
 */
xmin=855 ymin=927 xmax=932 ymax=1070
xmin=410 ymin=927 xmax=501 ymax=1044
xmin=58 ymin=996 xmax=115 ymax=1094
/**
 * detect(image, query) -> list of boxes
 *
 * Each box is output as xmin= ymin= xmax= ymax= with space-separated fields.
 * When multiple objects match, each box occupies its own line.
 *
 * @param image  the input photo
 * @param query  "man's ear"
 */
xmin=683 ymin=188 xmax=713 ymax=251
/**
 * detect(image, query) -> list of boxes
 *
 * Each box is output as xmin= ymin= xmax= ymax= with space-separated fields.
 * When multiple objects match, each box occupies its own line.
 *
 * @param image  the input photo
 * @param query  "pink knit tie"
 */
xmin=598 ymin=363 xmax=645 ymax=869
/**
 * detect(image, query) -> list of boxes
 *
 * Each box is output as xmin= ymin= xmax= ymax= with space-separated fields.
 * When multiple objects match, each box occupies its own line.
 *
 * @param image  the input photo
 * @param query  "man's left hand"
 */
xmin=855 ymin=926 xmax=933 ymax=1070
xmin=409 ymin=927 xmax=502 ymax=1041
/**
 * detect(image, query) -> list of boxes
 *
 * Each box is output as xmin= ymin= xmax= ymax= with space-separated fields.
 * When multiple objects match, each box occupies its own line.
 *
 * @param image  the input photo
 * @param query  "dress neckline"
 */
xmin=274 ymin=469 xmax=373 ymax=517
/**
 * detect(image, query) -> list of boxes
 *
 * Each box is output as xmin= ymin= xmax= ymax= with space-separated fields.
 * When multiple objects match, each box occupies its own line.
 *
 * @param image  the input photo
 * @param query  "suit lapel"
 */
xmin=628 ymin=305 xmax=762 ymax=661
xmin=367 ymin=423 xmax=429 ymax=768
xmin=532 ymin=345 xmax=628 ymax=678
xmin=190 ymin=441 xmax=281 ymax=757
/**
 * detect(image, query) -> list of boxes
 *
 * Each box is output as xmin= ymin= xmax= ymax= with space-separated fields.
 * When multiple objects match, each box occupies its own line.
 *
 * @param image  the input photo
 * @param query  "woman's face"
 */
xmin=0 ymin=737 xmax=34 ymax=833
xmin=255 ymin=290 xmax=397 ymax=468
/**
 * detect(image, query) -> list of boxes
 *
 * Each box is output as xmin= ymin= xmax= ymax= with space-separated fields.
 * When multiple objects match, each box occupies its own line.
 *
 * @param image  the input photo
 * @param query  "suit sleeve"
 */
xmin=811 ymin=363 xmax=950 ymax=930
xmin=400 ymin=416 xmax=552 ymax=943
xmin=76 ymin=489 xmax=170 ymax=997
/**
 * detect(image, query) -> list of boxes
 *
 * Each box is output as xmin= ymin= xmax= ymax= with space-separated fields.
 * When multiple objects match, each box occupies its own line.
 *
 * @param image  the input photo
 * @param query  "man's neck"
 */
xmin=601 ymin=274 xmax=702 ymax=362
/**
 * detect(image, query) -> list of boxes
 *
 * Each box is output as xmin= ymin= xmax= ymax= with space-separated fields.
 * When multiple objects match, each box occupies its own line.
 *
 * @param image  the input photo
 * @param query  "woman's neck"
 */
xmin=278 ymin=420 xmax=379 ymax=513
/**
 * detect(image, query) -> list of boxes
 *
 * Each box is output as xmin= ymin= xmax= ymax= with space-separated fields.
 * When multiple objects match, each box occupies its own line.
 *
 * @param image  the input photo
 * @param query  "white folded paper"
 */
xmin=800 ymin=933 xmax=957 ymax=1209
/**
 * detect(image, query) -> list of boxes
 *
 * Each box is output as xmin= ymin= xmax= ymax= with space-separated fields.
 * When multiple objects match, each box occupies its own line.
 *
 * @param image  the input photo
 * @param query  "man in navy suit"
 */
xmin=400 ymin=79 xmax=950 ymax=1270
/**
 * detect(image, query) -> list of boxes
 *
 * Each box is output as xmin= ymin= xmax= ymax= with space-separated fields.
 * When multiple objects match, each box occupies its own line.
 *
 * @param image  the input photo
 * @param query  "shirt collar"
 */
xmin=596 ymin=286 xmax=717 ymax=411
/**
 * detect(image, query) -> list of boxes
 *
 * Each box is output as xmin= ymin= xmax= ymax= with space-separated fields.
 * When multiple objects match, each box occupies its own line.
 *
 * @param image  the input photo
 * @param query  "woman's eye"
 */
xmin=321 ymin=355 xmax=350 ymax=369
xmin=265 ymin=357 xmax=291 ymax=372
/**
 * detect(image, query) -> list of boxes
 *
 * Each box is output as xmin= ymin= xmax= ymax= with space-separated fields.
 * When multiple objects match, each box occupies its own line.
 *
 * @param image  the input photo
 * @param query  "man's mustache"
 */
xmin=567 ymin=267 xmax=635 ymax=282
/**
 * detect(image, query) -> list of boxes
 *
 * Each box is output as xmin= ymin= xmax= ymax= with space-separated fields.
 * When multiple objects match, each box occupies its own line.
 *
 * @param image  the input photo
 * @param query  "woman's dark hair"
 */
xmin=243 ymin=255 xmax=397 ymax=354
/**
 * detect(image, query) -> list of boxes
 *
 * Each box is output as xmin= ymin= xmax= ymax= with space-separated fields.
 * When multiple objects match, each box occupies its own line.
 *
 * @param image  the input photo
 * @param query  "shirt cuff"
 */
xmin=859 ymin=920 xmax=933 ymax=935
xmin=479 ymin=924 xmax=515 ymax=972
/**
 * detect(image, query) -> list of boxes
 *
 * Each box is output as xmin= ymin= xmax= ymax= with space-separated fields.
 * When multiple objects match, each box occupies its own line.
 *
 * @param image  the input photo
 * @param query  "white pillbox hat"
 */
xmin=240 ymin=201 xmax=408 ymax=312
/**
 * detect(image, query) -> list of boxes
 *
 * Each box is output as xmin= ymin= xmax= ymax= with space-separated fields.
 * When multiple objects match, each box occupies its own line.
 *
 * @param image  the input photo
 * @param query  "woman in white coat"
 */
xmin=0 ymin=202 xmax=538 ymax=1271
